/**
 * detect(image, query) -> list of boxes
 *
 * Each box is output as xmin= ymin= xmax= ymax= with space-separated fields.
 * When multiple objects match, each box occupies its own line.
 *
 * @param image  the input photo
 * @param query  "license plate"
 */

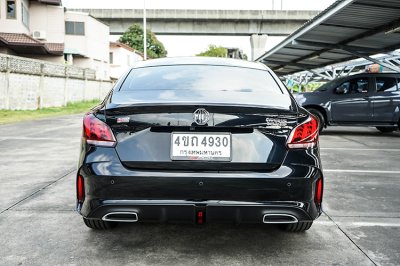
xmin=171 ymin=132 xmax=231 ymax=161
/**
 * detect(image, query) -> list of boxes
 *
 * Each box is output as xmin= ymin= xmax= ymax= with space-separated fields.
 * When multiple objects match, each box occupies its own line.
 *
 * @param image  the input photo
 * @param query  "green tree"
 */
xmin=196 ymin=45 xmax=227 ymax=57
xmin=119 ymin=24 xmax=167 ymax=58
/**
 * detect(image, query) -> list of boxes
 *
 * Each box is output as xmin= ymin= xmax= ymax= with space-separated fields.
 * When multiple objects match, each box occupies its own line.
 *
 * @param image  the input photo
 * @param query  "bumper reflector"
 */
xmin=196 ymin=211 xmax=205 ymax=224
xmin=77 ymin=175 xmax=85 ymax=203
xmin=315 ymin=178 xmax=323 ymax=205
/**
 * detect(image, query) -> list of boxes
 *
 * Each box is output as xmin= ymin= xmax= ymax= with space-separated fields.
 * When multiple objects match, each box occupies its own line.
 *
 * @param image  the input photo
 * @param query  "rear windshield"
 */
xmin=121 ymin=65 xmax=282 ymax=95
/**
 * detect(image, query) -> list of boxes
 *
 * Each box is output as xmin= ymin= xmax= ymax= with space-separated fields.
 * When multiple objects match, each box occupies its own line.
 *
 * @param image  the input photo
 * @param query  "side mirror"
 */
xmin=335 ymin=86 xmax=345 ymax=94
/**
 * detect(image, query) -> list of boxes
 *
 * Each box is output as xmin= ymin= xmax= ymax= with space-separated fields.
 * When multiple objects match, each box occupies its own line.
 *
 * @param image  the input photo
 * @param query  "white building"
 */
xmin=0 ymin=0 xmax=111 ymax=79
xmin=0 ymin=0 xmax=65 ymax=62
xmin=109 ymin=42 xmax=143 ymax=79
xmin=64 ymin=11 xmax=110 ymax=80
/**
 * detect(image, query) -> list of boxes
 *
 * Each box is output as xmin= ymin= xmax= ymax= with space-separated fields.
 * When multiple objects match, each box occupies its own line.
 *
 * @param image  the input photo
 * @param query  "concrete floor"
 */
xmin=0 ymin=115 xmax=399 ymax=265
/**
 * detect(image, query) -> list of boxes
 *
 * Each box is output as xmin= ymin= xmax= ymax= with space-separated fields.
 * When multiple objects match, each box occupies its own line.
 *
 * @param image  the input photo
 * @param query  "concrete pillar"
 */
xmin=65 ymin=54 xmax=73 ymax=65
xmin=5 ymin=56 xmax=11 ymax=110
xmin=250 ymin=34 xmax=268 ymax=61
xmin=38 ymin=63 xmax=45 ymax=109
xmin=63 ymin=67 xmax=69 ymax=106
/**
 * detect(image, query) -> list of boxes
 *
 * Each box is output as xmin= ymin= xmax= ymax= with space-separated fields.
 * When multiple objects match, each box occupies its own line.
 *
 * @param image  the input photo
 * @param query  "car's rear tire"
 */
xmin=376 ymin=126 xmax=396 ymax=133
xmin=83 ymin=218 xmax=117 ymax=230
xmin=281 ymin=221 xmax=313 ymax=232
xmin=307 ymin=108 xmax=325 ymax=134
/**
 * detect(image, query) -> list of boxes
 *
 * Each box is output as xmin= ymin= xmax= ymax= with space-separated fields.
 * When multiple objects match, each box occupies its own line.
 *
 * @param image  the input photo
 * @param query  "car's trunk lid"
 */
xmin=105 ymin=100 xmax=300 ymax=171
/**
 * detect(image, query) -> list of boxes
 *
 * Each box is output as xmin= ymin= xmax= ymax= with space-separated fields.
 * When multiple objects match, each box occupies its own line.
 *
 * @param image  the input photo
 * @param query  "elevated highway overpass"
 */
xmin=69 ymin=9 xmax=319 ymax=59
xmin=70 ymin=9 xmax=318 ymax=36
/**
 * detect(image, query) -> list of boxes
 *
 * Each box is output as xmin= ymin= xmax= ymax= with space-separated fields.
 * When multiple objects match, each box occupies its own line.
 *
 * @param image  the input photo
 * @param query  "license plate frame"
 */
xmin=170 ymin=132 xmax=232 ymax=161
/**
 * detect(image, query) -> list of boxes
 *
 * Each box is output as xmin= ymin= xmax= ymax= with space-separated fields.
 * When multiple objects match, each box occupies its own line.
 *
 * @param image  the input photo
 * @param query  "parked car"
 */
xmin=76 ymin=57 xmax=323 ymax=232
xmin=295 ymin=73 xmax=400 ymax=133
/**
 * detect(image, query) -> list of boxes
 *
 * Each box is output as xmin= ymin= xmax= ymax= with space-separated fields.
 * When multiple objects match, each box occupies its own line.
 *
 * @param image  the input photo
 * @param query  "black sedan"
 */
xmin=76 ymin=57 xmax=323 ymax=232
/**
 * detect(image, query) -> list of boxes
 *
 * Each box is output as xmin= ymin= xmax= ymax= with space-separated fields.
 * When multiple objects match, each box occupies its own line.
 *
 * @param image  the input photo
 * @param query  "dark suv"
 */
xmin=295 ymin=73 xmax=400 ymax=132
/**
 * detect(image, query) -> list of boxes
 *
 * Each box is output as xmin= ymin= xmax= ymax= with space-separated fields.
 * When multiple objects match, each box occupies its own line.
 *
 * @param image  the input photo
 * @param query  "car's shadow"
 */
xmin=82 ymin=222 xmax=315 ymax=260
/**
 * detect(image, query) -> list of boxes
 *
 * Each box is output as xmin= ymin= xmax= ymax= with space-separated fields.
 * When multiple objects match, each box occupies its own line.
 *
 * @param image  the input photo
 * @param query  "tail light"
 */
xmin=77 ymin=174 xmax=85 ymax=203
xmin=287 ymin=116 xmax=319 ymax=149
xmin=196 ymin=211 xmax=205 ymax=224
xmin=83 ymin=113 xmax=116 ymax=147
xmin=315 ymin=178 xmax=323 ymax=205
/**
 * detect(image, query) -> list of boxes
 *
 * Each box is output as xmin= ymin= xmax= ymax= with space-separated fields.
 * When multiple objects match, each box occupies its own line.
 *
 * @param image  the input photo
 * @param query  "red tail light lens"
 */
xmin=196 ymin=211 xmax=205 ymax=224
xmin=315 ymin=178 xmax=323 ymax=205
xmin=83 ymin=113 xmax=116 ymax=147
xmin=77 ymin=174 xmax=85 ymax=203
xmin=287 ymin=116 xmax=319 ymax=149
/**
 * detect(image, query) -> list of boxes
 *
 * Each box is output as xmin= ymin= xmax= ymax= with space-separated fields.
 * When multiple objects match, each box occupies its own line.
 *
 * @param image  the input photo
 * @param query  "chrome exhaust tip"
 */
xmin=263 ymin=214 xmax=298 ymax=224
xmin=102 ymin=212 xmax=138 ymax=222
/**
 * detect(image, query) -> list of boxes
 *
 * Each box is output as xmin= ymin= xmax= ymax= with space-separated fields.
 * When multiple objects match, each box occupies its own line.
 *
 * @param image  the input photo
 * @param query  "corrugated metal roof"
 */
xmin=256 ymin=0 xmax=400 ymax=76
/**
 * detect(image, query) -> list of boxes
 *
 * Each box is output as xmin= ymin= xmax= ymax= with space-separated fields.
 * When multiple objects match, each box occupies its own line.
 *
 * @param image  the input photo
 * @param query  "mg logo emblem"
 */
xmin=193 ymin=108 xmax=210 ymax=125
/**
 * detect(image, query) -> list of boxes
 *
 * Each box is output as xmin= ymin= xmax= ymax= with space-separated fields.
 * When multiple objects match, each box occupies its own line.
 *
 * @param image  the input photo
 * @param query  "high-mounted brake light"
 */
xmin=83 ymin=113 xmax=116 ymax=147
xmin=315 ymin=178 xmax=323 ymax=205
xmin=287 ymin=116 xmax=319 ymax=149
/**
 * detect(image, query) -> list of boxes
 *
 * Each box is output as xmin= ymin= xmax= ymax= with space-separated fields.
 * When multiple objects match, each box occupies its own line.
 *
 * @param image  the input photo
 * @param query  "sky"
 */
xmin=63 ymin=0 xmax=336 ymax=58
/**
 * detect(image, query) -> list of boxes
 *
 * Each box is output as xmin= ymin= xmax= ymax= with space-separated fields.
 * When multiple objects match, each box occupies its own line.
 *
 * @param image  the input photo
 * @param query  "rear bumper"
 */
xmin=84 ymin=200 xmax=313 ymax=224
xmin=77 ymin=147 xmax=323 ymax=224
xmin=77 ymin=170 xmax=323 ymax=223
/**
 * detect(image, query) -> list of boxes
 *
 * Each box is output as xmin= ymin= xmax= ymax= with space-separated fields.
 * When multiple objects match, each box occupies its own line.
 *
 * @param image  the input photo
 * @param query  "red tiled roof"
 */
xmin=0 ymin=33 xmax=64 ymax=55
xmin=45 ymin=43 xmax=65 ymax=53
xmin=110 ymin=41 xmax=135 ymax=52
xmin=0 ymin=33 xmax=42 ymax=45
xmin=110 ymin=41 xmax=144 ymax=58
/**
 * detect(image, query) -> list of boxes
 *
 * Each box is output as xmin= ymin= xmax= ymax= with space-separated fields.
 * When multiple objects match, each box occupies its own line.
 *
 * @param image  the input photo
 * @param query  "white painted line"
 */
xmin=314 ymin=220 xmax=400 ymax=227
xmin=324 ymin=169 xmax=400 ymax=174
xmin=314 ymin=220 xmax=334 ymax=225
xmin=0 ymin=137 xmax=66 ymax=140
xmin=315 ymin=220 xmax=400 ymax=227
xmin=341 ymin=222 xmax=400 ymax=227
xmin=321 ymin=148 xmax=400 ymax=151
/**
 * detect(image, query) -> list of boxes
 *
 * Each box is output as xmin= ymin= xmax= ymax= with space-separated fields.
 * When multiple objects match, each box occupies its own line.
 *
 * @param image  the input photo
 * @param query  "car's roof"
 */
xmin=320 ymin=72 xmax=400 ymax=86
xmin=334 ymin=72 xmax=400 ymax=81
xmin=132 ymin=56 xmax=269 ymax=71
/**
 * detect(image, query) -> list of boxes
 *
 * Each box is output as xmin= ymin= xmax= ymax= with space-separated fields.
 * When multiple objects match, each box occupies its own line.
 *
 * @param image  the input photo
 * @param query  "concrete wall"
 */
xmin=0 ymin=54 xmax=113 ymax=110
xmin=25 ymin=54 xmax=65 ymax=64
xmin=73 ymin=57 xmax=109 ymax=81
xmin=0 ymin=72 xmax=112 ymax=110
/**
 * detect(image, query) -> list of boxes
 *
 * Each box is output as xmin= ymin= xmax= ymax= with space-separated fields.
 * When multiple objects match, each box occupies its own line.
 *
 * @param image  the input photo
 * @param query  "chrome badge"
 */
xmin=193 ymin=108 xmax=210 ymax=125
xmin=117 ymin=117 xmax=130 ymax=123
xmin=265 ymin=117 xmax=287 ymax=127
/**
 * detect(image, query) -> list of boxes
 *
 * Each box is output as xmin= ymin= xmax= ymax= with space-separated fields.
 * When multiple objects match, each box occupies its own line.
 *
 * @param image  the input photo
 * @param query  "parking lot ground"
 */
xmin=0 ymin=116 xmax=399 ymax=265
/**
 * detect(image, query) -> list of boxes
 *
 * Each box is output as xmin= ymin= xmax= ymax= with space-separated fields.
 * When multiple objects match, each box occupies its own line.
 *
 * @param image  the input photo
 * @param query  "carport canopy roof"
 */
xmin=256 ymin=0 xmax=400 ymax=76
